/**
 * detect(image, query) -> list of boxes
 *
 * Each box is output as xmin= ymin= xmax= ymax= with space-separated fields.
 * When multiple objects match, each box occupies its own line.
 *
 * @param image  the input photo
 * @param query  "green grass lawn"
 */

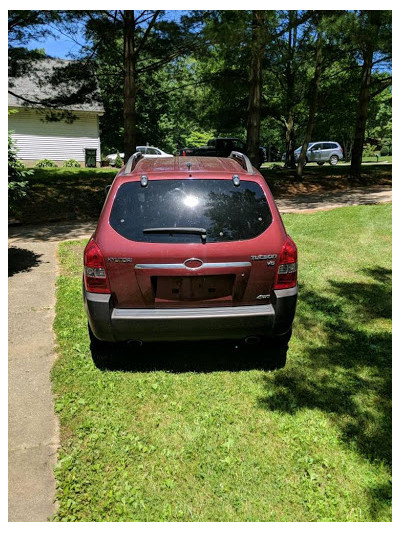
xmin=51 ymin=204 xmax=391 ymax=521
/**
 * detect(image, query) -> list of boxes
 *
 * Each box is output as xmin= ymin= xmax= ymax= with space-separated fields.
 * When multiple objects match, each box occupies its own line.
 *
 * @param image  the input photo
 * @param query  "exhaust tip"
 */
xmin=127 ymin=340 xmax=143 ymax=348
xmin=244 ymin=336 xmax=261 ymax=345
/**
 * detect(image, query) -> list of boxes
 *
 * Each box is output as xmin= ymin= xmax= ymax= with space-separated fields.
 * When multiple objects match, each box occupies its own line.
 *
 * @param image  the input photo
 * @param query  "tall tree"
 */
xmin=350 ymin=10 xmax=391 ymax=177
xmin=89 ymin=10 xmax=197 ymax=159
xmin=283 ymin=10 xmax=299 ymax=168
xmin=246 ymin=11 xmax=268 ymax=167
xmin=296 ymin=21 xmax=323 ymax=177
xmin=261 ymin=10 xmax=312 ymax=168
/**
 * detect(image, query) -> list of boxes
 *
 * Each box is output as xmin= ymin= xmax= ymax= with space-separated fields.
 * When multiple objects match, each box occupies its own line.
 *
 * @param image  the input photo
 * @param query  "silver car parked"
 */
xmin=282 ymin=141 xmax=344 ymax=165
xmin=295 ymin=141 xmax=343 ymax=165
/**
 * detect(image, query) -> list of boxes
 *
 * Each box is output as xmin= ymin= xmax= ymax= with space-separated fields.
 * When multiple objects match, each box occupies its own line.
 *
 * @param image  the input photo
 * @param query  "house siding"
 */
xmin=8 ymin=108 xmax=101 ymax=164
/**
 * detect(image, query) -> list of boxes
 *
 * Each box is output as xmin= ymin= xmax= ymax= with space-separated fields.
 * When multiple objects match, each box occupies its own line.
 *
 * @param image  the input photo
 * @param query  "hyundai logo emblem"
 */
xmin=184 ymin=258 xmax=203 ymax=269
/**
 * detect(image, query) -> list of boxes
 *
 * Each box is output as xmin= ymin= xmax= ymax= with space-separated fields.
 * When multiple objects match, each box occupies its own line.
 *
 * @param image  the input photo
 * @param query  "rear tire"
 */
xmin=88 ymin=323 xmax=116 ymax=366
xmin=262 ymin=328 xmax=292 ymax=370
xmin=317 ymin=162 xmax=325 ymax=166
xmin=329 ymin=155 xmax=339 ymax=165
xmin=88 ymin=323 xmax=107 ymax=350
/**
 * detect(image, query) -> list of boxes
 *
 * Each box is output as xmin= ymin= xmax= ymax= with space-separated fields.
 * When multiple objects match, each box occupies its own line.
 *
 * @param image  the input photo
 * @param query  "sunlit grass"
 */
xmin=51 ymin=204 xmax=391 ymax=521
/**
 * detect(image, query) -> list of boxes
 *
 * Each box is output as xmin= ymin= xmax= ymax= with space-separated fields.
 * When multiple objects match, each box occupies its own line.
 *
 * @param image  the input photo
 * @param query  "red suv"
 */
xmin=83 ymin=151 xmax=297 ymax=368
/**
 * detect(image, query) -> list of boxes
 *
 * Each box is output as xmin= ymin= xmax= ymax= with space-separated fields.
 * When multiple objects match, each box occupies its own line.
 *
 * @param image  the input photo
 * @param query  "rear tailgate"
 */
xmin=98 ymin=231 xmax=284 ymax=308
xmin=97 ymin=175 xmax=286 ymax=308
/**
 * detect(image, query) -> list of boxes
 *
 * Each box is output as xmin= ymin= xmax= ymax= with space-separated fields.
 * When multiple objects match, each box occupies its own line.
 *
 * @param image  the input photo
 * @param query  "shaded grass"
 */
xmin=261 ymin=156 xmax=392 ymax=168
xmin=260 ymin=164 xmax=392 ymax=197
xmin=51 ymin=204 xmax=391 ymax=521
xmin=12 ymin=168 xmax=117 ymax=224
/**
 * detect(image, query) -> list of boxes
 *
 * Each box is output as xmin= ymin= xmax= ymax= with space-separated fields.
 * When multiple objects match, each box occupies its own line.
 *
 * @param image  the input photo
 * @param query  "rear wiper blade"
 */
xmin=143 ymin=227 xmax=207 ymax=244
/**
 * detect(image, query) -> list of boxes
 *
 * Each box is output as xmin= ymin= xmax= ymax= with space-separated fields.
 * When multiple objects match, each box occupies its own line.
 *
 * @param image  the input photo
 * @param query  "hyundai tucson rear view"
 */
xmin=83 ymin=152 xmax=297 ymax=368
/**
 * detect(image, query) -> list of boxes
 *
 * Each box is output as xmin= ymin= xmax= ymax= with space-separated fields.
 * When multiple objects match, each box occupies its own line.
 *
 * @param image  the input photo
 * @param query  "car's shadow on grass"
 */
xmin=90 ymin=338 xmax=287 ymax=373
xmin=8 ymin=246 xmax=42 ymax=277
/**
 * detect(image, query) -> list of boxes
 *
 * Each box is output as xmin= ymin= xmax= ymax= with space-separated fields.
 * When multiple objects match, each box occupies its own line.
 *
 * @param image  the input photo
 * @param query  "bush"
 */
xmin=362 ymin=144 xmax=376 ymax=157
xmin=115 ymin=152 xmax=123 ymax=168
xmin=380 ymin=146 xmax=391 ymax=157
xmin=8 ymin=132 xmax=32 ymax=216
xmin=63 ymin=159 xmax=81 ymax=168
xmin=35 ymin=159 xmax=58 ymax=168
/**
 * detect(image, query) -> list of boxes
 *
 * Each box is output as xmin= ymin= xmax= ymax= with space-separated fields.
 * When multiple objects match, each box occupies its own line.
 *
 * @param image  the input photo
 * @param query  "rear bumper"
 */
xmin=83 ymin=286 xmax=297 ymax=342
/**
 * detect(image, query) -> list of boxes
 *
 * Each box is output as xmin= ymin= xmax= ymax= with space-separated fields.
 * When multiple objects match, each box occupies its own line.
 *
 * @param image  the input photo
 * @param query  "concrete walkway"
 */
xmin=8 ymin=188 xmax=391 ymax=521
xmin=8 ymin=222 xmax=93 ymax=522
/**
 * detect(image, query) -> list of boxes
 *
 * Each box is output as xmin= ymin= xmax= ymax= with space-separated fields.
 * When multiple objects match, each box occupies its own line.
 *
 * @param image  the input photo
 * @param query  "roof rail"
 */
xmin=122 ymin=152 xmax=144 ymax=175
xmin=228 ymin=151 xmax=255 ymax=174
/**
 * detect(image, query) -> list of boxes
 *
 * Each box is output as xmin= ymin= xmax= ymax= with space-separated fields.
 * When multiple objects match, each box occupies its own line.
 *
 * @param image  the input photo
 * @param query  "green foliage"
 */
xmin=52 ymin=204 xmax=391 ymax=521
xmin=366 ymin=85 xmax=392 ymax=143
xmin=8 ymin=130 xmax=32 ymax=216
xmin=35 ymin=158 xmax=58 ymax=168
xmin=8 ymin=11 xmax=391 ymax=167
xmin=8 ymin=11 xmax=62 ymax=77
xmin=114 ymin=152 xmax=123 ymax=168
xmin=363 ymin=144 xmax=376 ymax=157
xmin=62 ymin=159 xmax=81 ymax=168
xmin=183 ymin=129 xmax=216 ymax=148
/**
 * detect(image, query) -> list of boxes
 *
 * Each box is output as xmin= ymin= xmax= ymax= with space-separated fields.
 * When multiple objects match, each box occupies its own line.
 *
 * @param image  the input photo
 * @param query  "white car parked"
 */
xmin=106 ymin=146 xmax=173 ymax=166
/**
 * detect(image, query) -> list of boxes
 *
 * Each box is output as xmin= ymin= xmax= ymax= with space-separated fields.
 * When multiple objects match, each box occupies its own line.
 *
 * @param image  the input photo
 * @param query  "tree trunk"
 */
xmin=343 ymin=139 xmax=353 ymax=162
xmin=350 ymin=50 xmax=373 ymax=177
xmin=246 ymin=11 xmax=266 ymax=168
xmin=350 ymin=11 xmax=381 ymax=178
xmin=284 ymin=113 xmax=296 ymax=168
xmin=296 ymin=27 xmax=323 ymax=178
xmin=123 ymin=10 xmax=136 ymax=162
xmin=283 ymin=11 xmax=297 ymax=169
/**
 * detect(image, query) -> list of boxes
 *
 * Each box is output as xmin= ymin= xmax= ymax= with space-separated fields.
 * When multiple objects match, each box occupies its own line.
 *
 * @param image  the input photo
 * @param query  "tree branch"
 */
xmin=8 ymin=89 xmax=58 ymax=108
xmin=133 ymin=11 xmax=160 ymax=61
xmin=369 ymin=80 xmax=392 ymax=99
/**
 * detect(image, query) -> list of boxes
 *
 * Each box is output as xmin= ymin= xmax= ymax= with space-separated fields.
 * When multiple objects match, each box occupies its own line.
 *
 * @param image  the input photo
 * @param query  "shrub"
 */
xmin=362 ymin=144 xmax=376 ymax=157
xmin=8 ymin=132 xmax=32 ymax=216
xmin=63 ymin=159 xmax=81 ymax=168
xmin=115 ymin=152 xmax=123 ymax=168
xmin=35 ymin=158 xmax=58 ymax=168
xmin=380 ymin=146 xmax=391 ymax=157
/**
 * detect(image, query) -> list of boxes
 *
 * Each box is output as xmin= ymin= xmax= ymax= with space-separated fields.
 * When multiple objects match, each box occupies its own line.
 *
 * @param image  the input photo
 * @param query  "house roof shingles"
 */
xmin=8 ymin=58 xmax=104 ymax=113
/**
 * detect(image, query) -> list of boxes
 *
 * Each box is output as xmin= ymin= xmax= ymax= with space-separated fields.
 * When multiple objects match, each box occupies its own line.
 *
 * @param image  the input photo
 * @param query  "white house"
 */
xmin=8 ymin=59 xmax=104 ymax=167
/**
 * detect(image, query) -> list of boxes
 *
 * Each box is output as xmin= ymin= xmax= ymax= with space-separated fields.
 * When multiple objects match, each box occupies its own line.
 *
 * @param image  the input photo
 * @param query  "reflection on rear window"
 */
xmin=109 ymin=179 xmax=272 ymax=243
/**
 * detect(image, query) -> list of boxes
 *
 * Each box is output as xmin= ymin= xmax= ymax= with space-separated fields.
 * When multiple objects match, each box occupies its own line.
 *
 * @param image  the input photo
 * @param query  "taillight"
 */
xmin=83 ymin=238 xmax=110 ymax=294
xmin=274 ymin=235 xmax=297 ymax=290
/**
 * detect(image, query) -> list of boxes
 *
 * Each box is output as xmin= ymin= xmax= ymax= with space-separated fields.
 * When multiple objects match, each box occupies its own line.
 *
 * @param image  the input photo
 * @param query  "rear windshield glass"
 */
xmin=109 ymin=179 xmax=272 ymax=243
